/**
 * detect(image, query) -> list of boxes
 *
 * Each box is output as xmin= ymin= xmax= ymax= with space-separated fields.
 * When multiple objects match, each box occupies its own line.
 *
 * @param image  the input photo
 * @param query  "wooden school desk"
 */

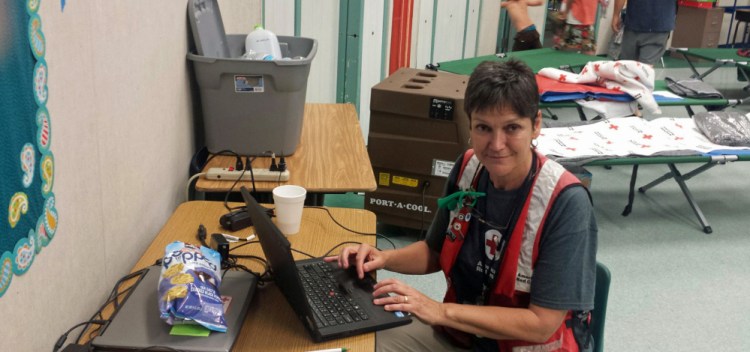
xmin=128 ymin=201 xmax=378 ymax=351
xmin=195 ymin=103 xmax=377 ymax=204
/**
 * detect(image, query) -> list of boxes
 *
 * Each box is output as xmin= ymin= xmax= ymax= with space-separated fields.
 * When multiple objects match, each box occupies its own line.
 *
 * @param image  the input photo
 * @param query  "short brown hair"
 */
xmin=464 ymin=59 xmax=539 ymax=121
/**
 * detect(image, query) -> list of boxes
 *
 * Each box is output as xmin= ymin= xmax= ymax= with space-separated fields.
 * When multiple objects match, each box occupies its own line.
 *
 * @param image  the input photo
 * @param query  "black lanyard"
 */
xmin=474 ymin=153 xmax=538 ymax=304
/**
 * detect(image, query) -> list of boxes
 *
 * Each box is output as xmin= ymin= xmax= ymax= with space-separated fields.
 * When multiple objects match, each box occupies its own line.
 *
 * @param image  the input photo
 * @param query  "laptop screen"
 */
xmin=240 ymin=187 xmax=314 ymax=322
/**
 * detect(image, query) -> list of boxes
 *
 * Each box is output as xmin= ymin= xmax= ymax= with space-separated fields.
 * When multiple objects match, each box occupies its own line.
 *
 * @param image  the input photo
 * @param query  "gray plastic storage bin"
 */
xmin=187 ymin=0 xmax=317 ymax=156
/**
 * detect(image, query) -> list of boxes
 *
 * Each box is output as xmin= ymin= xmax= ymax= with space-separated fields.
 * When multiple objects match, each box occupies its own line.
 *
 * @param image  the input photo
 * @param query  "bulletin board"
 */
xmin=0 ymin=0 xmax=57 ymax=298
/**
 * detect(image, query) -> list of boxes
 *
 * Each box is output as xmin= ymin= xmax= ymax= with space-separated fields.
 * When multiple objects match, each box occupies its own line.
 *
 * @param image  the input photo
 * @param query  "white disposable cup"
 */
xmin=272 ymin=185 xmax=307 ymax=235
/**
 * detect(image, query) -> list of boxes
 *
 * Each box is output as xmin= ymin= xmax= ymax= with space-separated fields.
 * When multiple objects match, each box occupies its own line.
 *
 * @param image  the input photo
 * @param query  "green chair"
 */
xmin=592 ymin=262 xmax=612 ymax=352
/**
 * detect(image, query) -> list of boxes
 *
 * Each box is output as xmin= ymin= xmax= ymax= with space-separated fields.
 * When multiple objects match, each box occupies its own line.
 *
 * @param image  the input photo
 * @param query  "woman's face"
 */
xmin=470 ymin=107 xmax=541 ymax=190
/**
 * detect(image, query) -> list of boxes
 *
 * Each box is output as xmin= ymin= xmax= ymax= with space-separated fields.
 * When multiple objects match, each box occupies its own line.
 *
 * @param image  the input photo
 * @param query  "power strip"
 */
xmin=206 ymin=167 xmax=290 ymax=181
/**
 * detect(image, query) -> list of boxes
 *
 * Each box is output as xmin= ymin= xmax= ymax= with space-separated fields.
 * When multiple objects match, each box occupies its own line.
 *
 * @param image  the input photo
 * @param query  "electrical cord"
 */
xmin=195 ymin=224 xmax=268 ymax=282
xmin=303 ymin=206 xmax=397 ymax=249
xmin=419 ymin=181 xmax=430 ymax=241
xmin=57 ymin=267 xmax=150 ymax=349
xmin=303 ymin=206 xmax=377 ymax=236
xmin=75 ymin=267 xmax=150 ymax=343
xmin=223 ymin=165 xmax=248 ymax=211
xmin=245 ymin=156 xmax=257 ymax=195
xmin=53 ymin=319 xmax=107 ymax=351
xmin=322 ymin=241 xmax=362 ymax=257
xmin=185 ymin=172 xmax=206 ymax=202
xmin=205 ymin=149 xmax=243 ymax=170
xmin=290 ymin=247 xmax=316 ymax=258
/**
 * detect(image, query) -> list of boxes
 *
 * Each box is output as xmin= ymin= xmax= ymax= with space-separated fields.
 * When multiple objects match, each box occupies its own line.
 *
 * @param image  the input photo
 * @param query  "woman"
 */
xmin=327 ymin=60 xmax=598 ymax=351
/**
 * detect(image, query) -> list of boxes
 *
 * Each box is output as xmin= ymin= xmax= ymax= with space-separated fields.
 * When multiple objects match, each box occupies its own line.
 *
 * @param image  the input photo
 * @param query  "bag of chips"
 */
xmin=158 ymin=241 xmax=227 ymax=332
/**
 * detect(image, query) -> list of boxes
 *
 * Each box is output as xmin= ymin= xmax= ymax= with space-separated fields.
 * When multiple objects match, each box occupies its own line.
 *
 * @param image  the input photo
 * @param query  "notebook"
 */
xmin=240 ymin=186 xmax=411 ymax=342
xmin=91 ymin=265 xmax=257 ymax=352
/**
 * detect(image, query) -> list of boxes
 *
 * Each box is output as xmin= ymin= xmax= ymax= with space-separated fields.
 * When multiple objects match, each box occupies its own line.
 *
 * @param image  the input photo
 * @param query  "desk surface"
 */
xmin=131 ymin=201 xmax=378 ymax=352
xmin=195 ymin=103 xmax=377 ymax=194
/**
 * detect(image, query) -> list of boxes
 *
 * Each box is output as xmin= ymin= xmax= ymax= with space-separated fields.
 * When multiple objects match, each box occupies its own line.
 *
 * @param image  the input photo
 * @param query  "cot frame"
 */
xmin=583 ymin=154 xmax=747 ymax=234
xmin=669 ymin=47 xmax=750 ymax=87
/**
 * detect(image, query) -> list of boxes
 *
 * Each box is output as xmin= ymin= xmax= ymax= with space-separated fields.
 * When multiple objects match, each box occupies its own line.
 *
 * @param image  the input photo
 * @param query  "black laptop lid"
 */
xmin=240 ymin=187 xmax=315 ymax=324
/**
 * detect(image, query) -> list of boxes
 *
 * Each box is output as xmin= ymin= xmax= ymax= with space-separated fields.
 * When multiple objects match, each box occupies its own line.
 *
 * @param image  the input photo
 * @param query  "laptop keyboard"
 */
xmin=300 ymin=262 xmax=371 ymax=328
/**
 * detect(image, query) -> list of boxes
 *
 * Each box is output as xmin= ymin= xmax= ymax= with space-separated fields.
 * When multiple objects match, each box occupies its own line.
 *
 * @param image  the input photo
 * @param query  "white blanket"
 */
xmin=538 ymin=117 xmax=750 ymax=161
xmin=538 ymin=60 xmax=660 ymax=114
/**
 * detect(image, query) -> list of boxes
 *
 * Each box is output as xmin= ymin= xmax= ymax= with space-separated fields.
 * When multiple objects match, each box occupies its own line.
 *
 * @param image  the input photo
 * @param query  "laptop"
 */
xmin=240 ymin=186 xmax=411 ymax=342
xmin=91 ymin=265 xmax=257 ymax=352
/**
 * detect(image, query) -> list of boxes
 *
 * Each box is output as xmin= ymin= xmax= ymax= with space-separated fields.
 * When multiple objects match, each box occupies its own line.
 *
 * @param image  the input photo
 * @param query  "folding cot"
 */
xmin=539 ymin=116 xmax=750 ymax=234
xmin=670 ymin=47 xmax=750 ymax=85
xmin=437 ymin=48 xmax=743 ymax=121
xmin=436 ymin=50 xmax=750 ymax=233
xmin=584 ymin=154 xmax=748 ymax=234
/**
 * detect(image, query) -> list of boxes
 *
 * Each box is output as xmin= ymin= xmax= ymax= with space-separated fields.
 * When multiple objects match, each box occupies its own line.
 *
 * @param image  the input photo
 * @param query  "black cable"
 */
xmin=74 ymin=268 xmax=149 ymax=343
xmin=54 ymin=320 xmax=108 ymax=351
xmin=245 ymin=156 xmax=257 ymax=195
xmin=304 ymin=206 xmax=378 ymax=236
xmin=322 ymin=241 xmax=363 ymax=257
xmin=223 ymin=166 xmax=248 ymax=211
xmin=301 ymin=206 xmax=396 ymax=250
xmin=419 ymin=181 xmax=430 ymax=241
xmin=376 ymin=234 xmax=397 ymax=250
xmin=204 ymin=149 xmax=243 ymax=171
xmin=290 ymin=247 xmax=316 ymax=258
xmin=227 ymin=239 xmax=258 ymax=251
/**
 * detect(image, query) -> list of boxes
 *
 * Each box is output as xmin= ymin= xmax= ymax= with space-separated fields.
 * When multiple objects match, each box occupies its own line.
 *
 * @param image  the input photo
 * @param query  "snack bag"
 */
xmin=158 ymin=241 xmax=227 ymax=332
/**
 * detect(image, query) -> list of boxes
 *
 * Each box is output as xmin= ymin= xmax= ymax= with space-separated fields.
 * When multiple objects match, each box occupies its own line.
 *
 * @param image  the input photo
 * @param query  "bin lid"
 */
xmin=188 ymin=0 xmax=230 ymax=58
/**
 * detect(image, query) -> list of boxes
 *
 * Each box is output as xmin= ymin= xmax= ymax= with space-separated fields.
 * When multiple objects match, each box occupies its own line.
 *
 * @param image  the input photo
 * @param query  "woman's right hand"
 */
xmin=324 ymin=243 xmax=387 ymax=279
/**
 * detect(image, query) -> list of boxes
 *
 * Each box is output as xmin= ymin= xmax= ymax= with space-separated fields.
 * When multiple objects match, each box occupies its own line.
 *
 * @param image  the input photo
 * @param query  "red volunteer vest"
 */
xmin=438 ymin=149 xmax=582 ymax=351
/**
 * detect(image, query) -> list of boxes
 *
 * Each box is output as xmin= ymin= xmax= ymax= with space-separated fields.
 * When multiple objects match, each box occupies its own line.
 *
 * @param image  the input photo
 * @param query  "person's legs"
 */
xmin=635 ymin=32 xmax=670 ymax=66
xmin=618 ymin=30 xmax=638 ymax=61
xmin=556 ymin=24 xmax=596 ymax=55
xmin=376 ymin=319 xmax=472 ymax=352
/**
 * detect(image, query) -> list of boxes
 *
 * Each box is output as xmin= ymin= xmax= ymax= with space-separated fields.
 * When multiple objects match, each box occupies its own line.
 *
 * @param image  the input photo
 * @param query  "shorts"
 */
xmin=512 ymin=27 xmax=542 ymax=52
xmin=554 ymin=23 xmax=596 ymax=54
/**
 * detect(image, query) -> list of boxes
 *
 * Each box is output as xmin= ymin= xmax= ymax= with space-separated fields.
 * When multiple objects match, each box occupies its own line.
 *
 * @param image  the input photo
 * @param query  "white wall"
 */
xmin=0 ymin=1 xmax=257 ymax=351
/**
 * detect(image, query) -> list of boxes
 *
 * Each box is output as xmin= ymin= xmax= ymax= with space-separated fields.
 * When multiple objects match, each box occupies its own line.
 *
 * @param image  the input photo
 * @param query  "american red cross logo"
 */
xmin=609 ymin=124 xmax=619 ymax=130
xmin=643 ymin=134 xmax=652 ymax=139
xmin=486 ymin=236 xmax=499 ymax=257
xmin=594 ymin=63 xmax=600 ymax=71
xmin=559 ymin=74 xmax=567 ymax=82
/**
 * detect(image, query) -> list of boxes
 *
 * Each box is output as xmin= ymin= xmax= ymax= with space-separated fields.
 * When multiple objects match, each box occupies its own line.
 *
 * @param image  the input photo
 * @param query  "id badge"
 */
xmin=448 ymin=206 xmax=472 ymax=241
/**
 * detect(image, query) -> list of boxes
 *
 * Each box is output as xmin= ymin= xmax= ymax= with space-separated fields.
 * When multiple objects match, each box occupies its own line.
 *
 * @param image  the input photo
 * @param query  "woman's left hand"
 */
xmin=372 ymin=278 xmax=445 ymax=325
